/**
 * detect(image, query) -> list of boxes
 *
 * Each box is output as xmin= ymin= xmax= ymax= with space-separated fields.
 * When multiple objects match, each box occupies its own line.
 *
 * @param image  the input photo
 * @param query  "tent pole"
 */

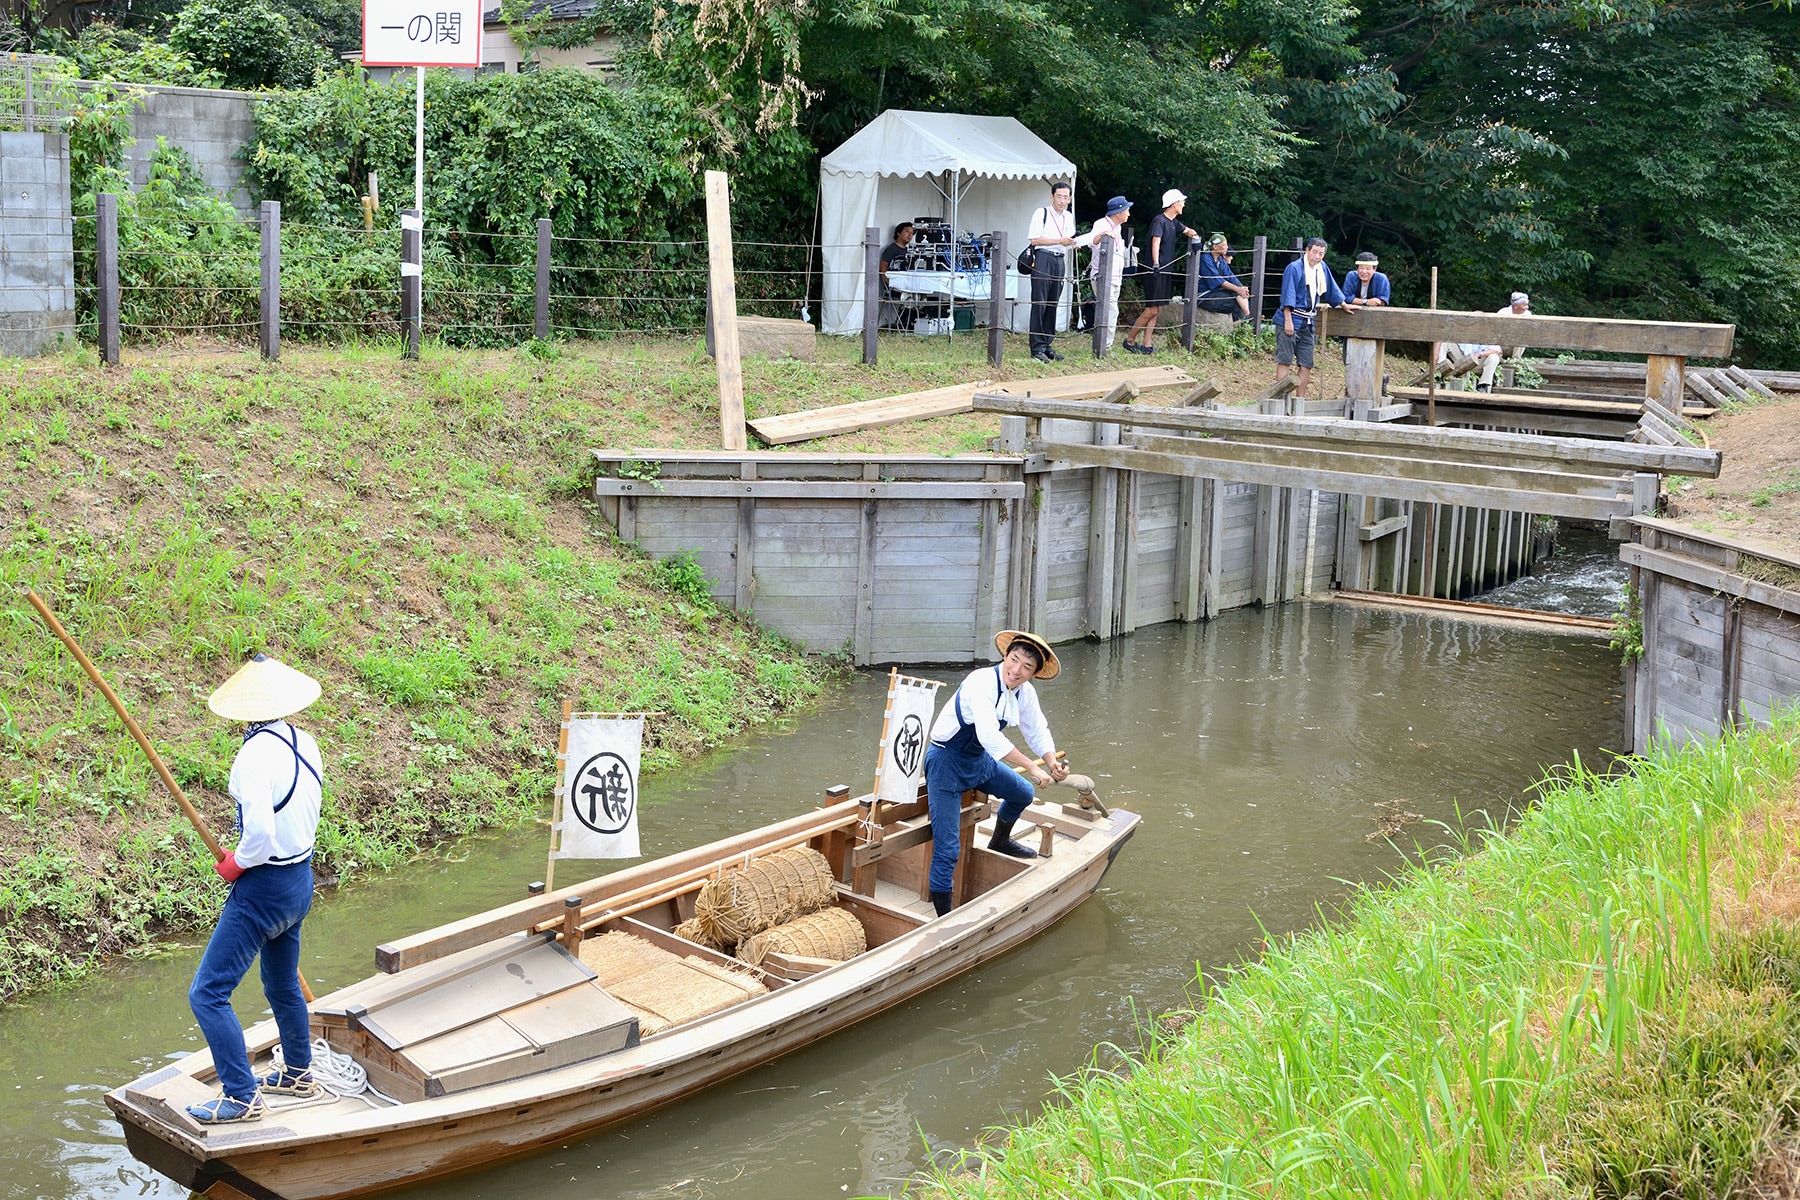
xmin=950 ymin=168 xmax=958 ymax=341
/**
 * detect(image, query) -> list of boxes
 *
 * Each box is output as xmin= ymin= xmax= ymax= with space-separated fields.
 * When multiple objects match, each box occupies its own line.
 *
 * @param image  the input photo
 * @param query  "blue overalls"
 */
xmin=922 ymin=667 xmax=1038 ymax=894
xmin=188 ymin=722 xmax=320 ymax=1103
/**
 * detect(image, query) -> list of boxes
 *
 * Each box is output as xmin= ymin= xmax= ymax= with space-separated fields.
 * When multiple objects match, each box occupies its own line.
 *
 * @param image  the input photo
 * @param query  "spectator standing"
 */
xmin=1197 ymin=234 xmax=1251 ymax=320
xmin=1122 ymin=189 xmax=1197 ymax=354
xmin=1088 ymin=196 xmax=1132 ymax=356
xmin=1025 ymin=182 xmax=1080 ymax=362
xmin=1276 ymin=237 xmax=1348 ymax=400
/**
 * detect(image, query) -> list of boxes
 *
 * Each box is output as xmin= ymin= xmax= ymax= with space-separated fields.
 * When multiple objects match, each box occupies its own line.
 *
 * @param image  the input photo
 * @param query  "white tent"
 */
xmin=820 ymin=110 xmax=1078 ymax=336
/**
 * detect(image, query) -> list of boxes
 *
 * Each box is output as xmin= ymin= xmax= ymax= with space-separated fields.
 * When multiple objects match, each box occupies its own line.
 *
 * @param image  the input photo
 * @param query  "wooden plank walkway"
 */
xmin=745 ymin=365 xmax=1195 ymax=446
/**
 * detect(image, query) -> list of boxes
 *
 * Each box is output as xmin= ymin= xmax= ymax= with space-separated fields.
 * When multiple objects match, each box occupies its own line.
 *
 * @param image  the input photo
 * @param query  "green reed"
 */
xmin=929 ymin=723 xmax=1800 ymax=1198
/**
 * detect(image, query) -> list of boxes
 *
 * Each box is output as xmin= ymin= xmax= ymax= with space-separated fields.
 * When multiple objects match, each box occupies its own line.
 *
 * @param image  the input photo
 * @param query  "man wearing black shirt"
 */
xmin=877 ymin=222 xmax=915 ymax=327
xmin=1122 ymin=189 xmax=1196 ymax=355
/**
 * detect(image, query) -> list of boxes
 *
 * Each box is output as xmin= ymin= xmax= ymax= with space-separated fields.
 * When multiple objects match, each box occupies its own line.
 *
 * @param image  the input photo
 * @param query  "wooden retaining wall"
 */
xmin=592 ymin=441 xmax=1544 ymax=666
xmin=1621 ymin=518 xmax=1800 ymax=753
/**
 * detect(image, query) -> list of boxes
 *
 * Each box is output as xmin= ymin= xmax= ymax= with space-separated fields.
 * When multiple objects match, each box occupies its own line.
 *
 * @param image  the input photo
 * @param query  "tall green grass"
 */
xmin=932 ymin=724 xmax=1800 ymax=1198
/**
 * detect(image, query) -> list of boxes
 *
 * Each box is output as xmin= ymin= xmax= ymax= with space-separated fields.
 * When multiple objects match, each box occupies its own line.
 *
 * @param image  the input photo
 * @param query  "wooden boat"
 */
xmin=107 ymin=785 xmax=1139 ymax=1199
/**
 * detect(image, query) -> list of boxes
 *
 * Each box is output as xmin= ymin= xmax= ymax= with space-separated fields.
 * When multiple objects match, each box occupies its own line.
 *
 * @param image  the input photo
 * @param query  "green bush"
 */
xmin=169 ymin=0 xmax=331 ymax=90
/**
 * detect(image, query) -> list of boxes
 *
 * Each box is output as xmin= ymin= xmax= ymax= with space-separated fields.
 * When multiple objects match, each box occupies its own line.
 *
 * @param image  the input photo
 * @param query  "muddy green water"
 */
xmin=0 ymin=603 xmax=1624 ymax=1200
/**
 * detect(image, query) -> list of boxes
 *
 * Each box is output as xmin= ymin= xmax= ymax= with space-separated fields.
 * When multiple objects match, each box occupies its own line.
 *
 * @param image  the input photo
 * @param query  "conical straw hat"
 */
xmin=207 ymin=653 xmax=321 ymax=722
xmin=993 ymin=630 xmax=1060 ymax=681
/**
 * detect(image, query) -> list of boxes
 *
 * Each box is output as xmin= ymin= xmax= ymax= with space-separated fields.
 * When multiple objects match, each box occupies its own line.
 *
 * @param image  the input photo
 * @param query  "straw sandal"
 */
xmin=187 ymin=1093 xmax=265 ymax=1124
xmin=259 ymin=1067 xmax=319 ymax=1097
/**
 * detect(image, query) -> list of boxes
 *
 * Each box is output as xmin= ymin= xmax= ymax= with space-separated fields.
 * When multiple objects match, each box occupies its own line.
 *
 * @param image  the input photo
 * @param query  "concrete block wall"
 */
xmin=0 ymin=132 xmax=76 ymax=356
xmin=124 ymin=86 xmax=261 ymax=213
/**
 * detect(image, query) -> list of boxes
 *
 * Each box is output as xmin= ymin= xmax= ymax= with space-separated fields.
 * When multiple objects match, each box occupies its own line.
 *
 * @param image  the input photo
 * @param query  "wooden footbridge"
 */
xmin=592 ymin=308 xmax=1733 ymax=664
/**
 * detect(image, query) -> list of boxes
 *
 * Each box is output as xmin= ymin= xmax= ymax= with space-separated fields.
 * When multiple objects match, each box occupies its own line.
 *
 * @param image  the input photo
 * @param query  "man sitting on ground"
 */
xmin=1197 ymin=234 xmax=1251 ymax=320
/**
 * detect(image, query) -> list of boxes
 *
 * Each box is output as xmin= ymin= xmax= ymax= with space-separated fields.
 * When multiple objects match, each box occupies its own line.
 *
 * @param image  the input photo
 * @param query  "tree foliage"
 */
xmin=167 ymin=0 xmax=332 ymax=89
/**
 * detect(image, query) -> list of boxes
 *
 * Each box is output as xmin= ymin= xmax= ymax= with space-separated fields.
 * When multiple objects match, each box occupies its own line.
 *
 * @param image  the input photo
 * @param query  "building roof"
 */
xmin=481 ymin=0 xmax=602 ymax=25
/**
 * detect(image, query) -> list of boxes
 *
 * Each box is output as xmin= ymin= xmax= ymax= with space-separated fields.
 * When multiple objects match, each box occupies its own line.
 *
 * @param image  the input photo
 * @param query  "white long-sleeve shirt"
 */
xmin=1088 ymin=217 xmax=1126 ymax=281
xmin=228 ymin=720 xmax=323 ymax=868
xmin=929 ymin=666 xmax=1057 ymax=766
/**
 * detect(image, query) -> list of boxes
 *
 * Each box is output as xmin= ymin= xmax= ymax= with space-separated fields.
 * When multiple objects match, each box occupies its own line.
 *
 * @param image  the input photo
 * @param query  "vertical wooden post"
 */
xmin=735 ymin=494 xmax=756 ymax=612
xmin=1092 ymin=236 xmax=1115 ymax=359
xmin=1426 ymin=266 xmax=1440 ymax=427
xmin=535 ymin=218 xmax=551 ymax=341
xmin=1086 ymin=422 xmax=1120 ymax=638
xmin=986 ymin=230 xmax=1007 ymax=368
xmin=545 ymin=698 xmax=571 ymax=890
xmin=400 ymin=208 xmax=422 ymax=361
xmin=704 ymin=171 xmax=746 ymax=451
xmin=259 ymin=201 xmax=281 ymax=361
xmin=23 ymin=61 xmax=35 ymax=130
xmin=705 ymin=276 xmax=714 ymax=358
xmin=561 ymin=895 xmax=585 ymax=958
xmin=1633 ymin=472 xmax=1660 ymax=517
xmin=1250 ymin=236 xmax=1267 ymax=335
xmin=1645 ymin=355 xmax=1686 ymax=417
xmin=1181 ymin=243 xmax=1201 ymax=353
xmin=862 ymin=226 xmax=881 ymax=366
xmin=96 ymin=192 xmax=120 ymax=366
xmin=1345 ymin=339 xmax=1383 ymax=408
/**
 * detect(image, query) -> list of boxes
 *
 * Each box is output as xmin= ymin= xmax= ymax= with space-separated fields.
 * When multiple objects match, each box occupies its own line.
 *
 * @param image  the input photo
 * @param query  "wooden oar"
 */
xmin=23 ymin=589 xmax=317 ymax=1003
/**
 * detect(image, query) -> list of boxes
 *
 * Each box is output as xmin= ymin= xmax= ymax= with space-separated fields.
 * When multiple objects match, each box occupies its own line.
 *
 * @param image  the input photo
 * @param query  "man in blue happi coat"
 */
xmin=1341 ymin=252 xmax=1391 ymax=308
xmin=1196 ymin=234 xmax=1250 ymax=321
xmin=1276 ymin=237 xmax=1349 ymax=401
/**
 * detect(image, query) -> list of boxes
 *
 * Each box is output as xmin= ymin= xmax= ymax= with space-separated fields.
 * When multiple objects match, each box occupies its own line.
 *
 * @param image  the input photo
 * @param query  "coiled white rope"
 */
xmin=268 ymin=1037 xmax=400 ymax=1109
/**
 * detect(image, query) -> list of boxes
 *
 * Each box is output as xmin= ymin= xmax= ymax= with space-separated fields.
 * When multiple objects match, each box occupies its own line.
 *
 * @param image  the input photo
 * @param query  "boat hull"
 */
xmin=107 ymin=808 xmax=1137 ymax=1200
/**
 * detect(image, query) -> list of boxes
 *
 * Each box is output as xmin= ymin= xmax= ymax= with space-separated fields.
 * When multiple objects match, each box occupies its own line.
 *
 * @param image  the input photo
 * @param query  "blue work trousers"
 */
xmin=189 ymin=861 xmax=314 ymax=1101
xmin=924 ymin=749 xmax=1036 ymax=893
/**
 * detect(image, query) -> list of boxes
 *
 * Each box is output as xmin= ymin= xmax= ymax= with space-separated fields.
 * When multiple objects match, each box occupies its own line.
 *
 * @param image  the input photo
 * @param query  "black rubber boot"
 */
xmin=988 ymin=818 xmax=1039 ymax=859
xmin=930 ymin=890 xmax=952 ymax=917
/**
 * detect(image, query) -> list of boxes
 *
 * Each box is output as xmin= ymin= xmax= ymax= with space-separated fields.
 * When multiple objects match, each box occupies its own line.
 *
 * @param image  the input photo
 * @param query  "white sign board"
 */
xmin=874 ymin=674 xmax=942 ymax=806
xmin=363 ymin=0 xmax=483 ymax=67
xmin=554 ymin=716 xmax=642 ymax=859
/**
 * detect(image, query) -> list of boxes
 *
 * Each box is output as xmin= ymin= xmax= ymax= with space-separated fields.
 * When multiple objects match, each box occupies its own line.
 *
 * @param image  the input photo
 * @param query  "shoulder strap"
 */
xmin=246 ymin=724 xmax=321 ymax=813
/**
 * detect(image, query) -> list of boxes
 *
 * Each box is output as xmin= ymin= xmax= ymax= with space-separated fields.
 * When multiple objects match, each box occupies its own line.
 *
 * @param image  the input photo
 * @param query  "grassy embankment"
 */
xmin=932 ymin=722 xmax=1800 ymax=1197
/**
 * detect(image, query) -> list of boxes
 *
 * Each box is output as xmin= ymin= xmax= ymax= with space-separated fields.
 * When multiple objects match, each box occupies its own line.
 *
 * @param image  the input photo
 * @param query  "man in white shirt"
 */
xmin=1088 ymin=196 xmax=1132 ymax=356
xmin=184 ymin=654 xmax=325 ymax=1124
xmin=921 ymin=630 xmax=1070 ymax=916
xmin=1440 ymin=291 xmax=1530 ymax=391
xmin=1026 ymin=181 xmax=1080 ymax=362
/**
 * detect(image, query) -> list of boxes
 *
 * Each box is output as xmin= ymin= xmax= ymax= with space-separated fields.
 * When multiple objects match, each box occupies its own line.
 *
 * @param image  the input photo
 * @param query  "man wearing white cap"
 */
xmin=184 ymin=653 xmax=325 ymax=1124
xmin=1122 ymin=189 xmax=1198 ymax=355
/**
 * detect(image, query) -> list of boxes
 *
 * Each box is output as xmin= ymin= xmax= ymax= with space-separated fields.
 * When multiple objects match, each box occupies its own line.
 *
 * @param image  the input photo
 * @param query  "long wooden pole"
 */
xmin=705 ymin=170 xmax=747 ymax=451
xmin=1427 ymin=266 xmax=1440 ymax=428
xmin=24 ymin=590 xmax=316 ymax=1002
xmin=546 ymin=699 xmax=573 ymax=891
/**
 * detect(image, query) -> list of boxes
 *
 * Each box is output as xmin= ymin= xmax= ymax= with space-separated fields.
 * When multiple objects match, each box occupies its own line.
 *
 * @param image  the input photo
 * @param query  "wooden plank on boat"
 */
xmin=761 ymin=951 xmax=840 ymax=977
xmin=363 ymin=939 xmax=595 ymax=1049
xmin=831 ymin=886 xmax=929 ymax=948
xmin=315 ymin=933 xmax=550 ymax=1026
xmin=744 ymin=366 xmax=1195 ymax=446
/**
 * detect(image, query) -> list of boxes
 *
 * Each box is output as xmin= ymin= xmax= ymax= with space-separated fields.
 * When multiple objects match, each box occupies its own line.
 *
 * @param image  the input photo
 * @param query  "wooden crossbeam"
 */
xmin=1044 ymin=437 xmax=1634 ymax=521
xmin=1038 ymin=439 xmax=1633 ymax=521
xmin=973 ymin=394 xmax=1722 ymax=478
xmin=1330 ymin=306 xmax=1734 ymax=358
xmin=1386 ymin=386 xmax=1643 ymax=417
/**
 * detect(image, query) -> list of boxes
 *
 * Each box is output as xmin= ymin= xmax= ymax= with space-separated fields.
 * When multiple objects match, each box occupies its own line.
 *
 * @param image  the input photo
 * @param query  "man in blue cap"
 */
xmin=1086 ymin=196 xmax=1131 ymax=355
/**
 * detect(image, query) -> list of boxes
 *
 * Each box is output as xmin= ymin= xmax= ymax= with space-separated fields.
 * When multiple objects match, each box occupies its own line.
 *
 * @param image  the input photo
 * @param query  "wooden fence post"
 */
xmin=705 ymin=276 xmax=714 ymax=358
xmin=987 ymin=230 xmax=1007 ymax=368
xmin=862 ymin=226 xmax=880 ymax=366
xmin=1250 ymin=235 xmax=1267 ymax=336
xmin=704 ymin=170 xmax=746 ymax=451
xmin=534 ymin=217 xmax=551 ymax=341
xmin=96 ymin=192 xmax=119 ymax=366
xmin=259 ymin=200 xmax=280 ymax=361
xmin=400 ymin=207 xmax=421 ymax=361
xmin=1181 ymin=241 xmax=1201 ymax=353
xmin=1091 ymin=236 xmax=1114 ymax=359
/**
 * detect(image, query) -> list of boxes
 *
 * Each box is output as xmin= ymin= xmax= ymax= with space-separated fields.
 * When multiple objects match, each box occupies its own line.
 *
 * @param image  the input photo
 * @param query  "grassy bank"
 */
xmin=933 ymin=723 xmax=1800 ymax=1198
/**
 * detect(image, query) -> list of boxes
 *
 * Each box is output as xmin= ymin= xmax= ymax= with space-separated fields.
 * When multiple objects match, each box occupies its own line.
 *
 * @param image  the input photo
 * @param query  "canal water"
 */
xmin=0 ymin=603 xmax=1625 ymax=1200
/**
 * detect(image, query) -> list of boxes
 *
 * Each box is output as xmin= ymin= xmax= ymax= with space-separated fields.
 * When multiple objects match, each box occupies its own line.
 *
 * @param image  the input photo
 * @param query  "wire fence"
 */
xmin=7 ymin=196 xmax=1310 ymax=360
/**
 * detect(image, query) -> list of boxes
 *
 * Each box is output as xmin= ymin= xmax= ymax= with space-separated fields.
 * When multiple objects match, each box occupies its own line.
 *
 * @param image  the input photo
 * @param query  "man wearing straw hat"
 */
xmin=921 ymin=630 xmax=1070 ymax=917
xmin=185 ymin=653 xmax=325 ymax=1124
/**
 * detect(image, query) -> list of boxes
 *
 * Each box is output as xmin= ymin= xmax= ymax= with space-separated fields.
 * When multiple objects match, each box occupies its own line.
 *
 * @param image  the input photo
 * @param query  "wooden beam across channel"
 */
xmin=973 ymin=394 xmax=1722 ymax=478
xmin=1329 ymin=306 xmax=1734 ymax=359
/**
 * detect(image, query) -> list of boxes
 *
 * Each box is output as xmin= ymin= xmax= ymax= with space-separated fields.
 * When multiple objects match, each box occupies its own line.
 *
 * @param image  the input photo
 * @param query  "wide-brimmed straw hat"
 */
xmin=993 ymin=630 xmax=1060 ymax=681
xmin=208 ymin=653 xmax=322 ymax=722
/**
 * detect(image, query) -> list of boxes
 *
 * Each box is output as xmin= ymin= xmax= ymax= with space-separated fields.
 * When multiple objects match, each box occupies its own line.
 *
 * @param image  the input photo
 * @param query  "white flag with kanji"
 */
xmin=874 ymin=674 xmax=941 ymax=806
xmin=555 ymin=716 xmax=642 ymax=859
